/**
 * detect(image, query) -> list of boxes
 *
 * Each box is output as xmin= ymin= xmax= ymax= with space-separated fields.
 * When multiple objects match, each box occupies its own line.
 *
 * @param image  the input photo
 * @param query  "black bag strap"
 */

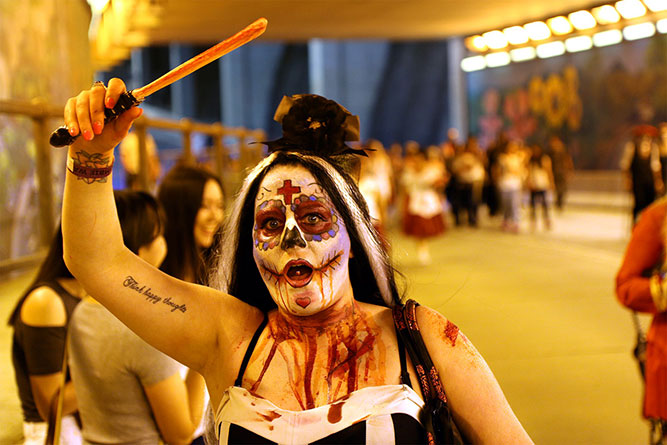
xmin=392 ymin=299 xmax=465 ymax=445
xmin=235 ymin=314 xmax=268 ymax=387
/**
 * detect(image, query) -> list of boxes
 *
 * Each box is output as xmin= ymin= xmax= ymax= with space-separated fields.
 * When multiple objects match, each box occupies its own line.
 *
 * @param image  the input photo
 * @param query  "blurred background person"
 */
xmin=484 ymin=131 xmax=507 ymax=218
xmin=358 ymin=139 xmax=394 ymax=250
xmin=68 ymin=190 xmax=205 ymax=444
xmin=526 ymin=144 xmax=554 ymax=231
xmin=616 ymin=197 xmax=667 ymax=444
xmin=401 ymin=143 xmax=448 ymax=264
xmin=547 ymin=135 xmax=573 ymax=212
xmin=495 ymin=139 xmax=527 ymax=233
xmin=658 ymin=123 xmax=667 ymax=194
xmin=157 ymin=163 xmax=225 ymax=284
xmin=119 ymin=129 xmax=162 ymax=192
xmin=451 ymin=136 xmax=485 ymax=227
xmin=620 ymin=125 xmax=662 ymax=224
xmin=387 ymin=142 xmax=405 ymax=229
xmin=443 ymin=129 xmax=462 ymax=224
xmin=8 ymin=226 xmax=83 ymax=444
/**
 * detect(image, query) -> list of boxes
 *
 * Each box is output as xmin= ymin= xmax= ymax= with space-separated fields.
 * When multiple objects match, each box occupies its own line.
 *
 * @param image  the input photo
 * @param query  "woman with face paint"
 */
xmin=59 ymin=79 xmax=532 ymax=444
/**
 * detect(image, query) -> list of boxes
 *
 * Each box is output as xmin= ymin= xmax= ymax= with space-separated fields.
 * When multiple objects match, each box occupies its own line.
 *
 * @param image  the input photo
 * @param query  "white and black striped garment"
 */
xmin=215 ymin=384 xmax=426 ymax=444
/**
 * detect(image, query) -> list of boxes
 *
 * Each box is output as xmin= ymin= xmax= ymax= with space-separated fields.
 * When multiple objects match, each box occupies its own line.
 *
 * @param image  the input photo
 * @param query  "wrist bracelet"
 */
xmin=67 ymin=152 xmax=114 ymax=182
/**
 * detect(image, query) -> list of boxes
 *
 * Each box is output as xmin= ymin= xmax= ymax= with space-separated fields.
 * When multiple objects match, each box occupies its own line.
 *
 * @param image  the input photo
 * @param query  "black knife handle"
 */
xmin=49 ymin=90 xmax=141 ymax=147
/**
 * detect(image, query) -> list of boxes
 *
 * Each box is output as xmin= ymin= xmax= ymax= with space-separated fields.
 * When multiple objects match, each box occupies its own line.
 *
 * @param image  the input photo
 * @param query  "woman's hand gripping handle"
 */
xmin=61 ymin=78 xmax=143 ymax=156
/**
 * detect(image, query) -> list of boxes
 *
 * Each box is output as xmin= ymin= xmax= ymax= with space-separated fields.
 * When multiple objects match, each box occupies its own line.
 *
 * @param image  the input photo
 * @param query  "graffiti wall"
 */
xmin=466 ymin=34 xmax=667 ymax=169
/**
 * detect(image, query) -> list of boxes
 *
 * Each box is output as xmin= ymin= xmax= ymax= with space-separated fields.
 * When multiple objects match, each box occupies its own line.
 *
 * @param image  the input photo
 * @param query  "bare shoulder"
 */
xmin=20 ymin=286 xmax=67 ymax=327
xmin=356 ymin=301 xmax=394 ymax=327
xmin=414 ymin=305 xmax=486 ymax=372
xmin=415 ymin=304 xmax=533 ymax=444
xmin=415 ymin=305 xmax=467 ymax=348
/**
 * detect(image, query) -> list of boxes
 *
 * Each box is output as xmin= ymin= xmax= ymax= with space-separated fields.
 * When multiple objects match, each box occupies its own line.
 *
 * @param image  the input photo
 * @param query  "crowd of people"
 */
xmin=356 ymin=130 xmax=574 ymax=264
xmin=8 ymin=77 xmax=667 ymax=444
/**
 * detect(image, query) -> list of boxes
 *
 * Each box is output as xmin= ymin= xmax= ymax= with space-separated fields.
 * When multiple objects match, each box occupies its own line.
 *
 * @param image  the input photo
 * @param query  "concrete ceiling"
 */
xmin=92 ymin=0 xmax=609 ymax=68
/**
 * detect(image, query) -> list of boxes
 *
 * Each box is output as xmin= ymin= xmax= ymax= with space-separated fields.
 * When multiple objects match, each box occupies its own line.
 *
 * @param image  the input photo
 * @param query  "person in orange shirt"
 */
xmin=616 ymin=197 xmax=667 ymax=442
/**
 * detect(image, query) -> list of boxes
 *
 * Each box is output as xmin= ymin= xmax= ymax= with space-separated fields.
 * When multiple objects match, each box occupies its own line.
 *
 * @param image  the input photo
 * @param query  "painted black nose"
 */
xmin=281 ymin=226 xmax=307 ymax=250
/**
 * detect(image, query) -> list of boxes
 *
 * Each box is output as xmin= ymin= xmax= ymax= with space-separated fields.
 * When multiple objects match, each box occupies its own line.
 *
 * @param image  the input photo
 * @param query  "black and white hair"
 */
xmin=208 ymin=150 xmax=401 ymax=312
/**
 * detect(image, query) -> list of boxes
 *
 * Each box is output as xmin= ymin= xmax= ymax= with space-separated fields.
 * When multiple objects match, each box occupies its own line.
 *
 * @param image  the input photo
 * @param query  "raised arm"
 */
xmin=416 ymin=306 xmax=533 ymax=444
xmin=60 ymin=79 xmax=259 ymax=372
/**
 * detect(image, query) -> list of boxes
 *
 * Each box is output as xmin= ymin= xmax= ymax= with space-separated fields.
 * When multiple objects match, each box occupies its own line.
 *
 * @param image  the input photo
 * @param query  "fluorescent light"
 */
xmin=593 ymin=29 xmax=624 ymax=46
xmin=536 ymin=41 xmax=566 ymax=58
xmin=547 ymin=16 xmax=573 ymax=35
xmin=592 ymin=5 xmax=621 ymax=23
xmin=483 ymin=30 xmax=508 ymax=49
xmin=503 ymin=26 xmax=529 ymax=44
xmin=615 ymin=0 xmax=647 ymax=18
xmin=643 ymin=0 xmax=667 ymax=12
xmin=87 ymin=0 xmax=110 ymax=14
xmin=565 ymin=35 xmax=593 ymax=52
xmin=510 ymin=47 xmax=537 ymax=62
xmin=568 ymin=10 xmax=597 ymax=30
xmin=465 ymin=35 xmax=487 ymax=52
xmin=461 ymin=56 xmax=486 ymax=72
xmin=524 ymin=21 xmax=552 ymax=40
xmin=623 ymin=22 xmax=656 ymax=39
xmin=485 ymin=52 xmax=511 ymax=67
xmin=658 ymin=18 xmax=667 ymax=33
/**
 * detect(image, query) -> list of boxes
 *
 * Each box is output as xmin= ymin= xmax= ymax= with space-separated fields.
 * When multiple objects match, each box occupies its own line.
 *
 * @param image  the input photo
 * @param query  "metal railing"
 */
xmin=0 ymin=98 xmax=265 ymax=274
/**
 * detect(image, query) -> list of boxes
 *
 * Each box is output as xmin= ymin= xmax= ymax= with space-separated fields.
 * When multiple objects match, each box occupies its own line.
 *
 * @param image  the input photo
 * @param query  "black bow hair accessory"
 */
xmin=264 ymin=94 xmax=367 ymax=158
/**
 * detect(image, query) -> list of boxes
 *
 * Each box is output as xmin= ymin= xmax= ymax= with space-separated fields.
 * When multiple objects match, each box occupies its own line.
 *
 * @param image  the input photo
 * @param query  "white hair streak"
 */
xmin=211 ymin=153 xmax=278 ymax=293
xmin=210 ymin=151 xmax=393 ymax=307
xmin=306 ymin=156 xmax=393 ymax=306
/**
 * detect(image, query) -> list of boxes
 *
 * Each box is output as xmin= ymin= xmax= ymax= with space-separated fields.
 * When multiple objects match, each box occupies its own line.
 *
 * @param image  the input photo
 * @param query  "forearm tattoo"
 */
xmin=67 ymin=150 xmax=113 ymax=184
xmin=123 ymin=276 xmax=187 ymax=313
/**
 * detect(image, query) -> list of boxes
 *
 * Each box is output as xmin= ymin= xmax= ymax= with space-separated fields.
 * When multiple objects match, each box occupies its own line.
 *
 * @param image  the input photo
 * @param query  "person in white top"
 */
xmin=495 ymin=140 xmax=528 ymax=233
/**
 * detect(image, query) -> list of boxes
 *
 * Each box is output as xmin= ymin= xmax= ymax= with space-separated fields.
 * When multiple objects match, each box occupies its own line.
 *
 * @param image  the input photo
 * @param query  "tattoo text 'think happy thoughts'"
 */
xmin=123 ymin=276 xmax=187 ymax=313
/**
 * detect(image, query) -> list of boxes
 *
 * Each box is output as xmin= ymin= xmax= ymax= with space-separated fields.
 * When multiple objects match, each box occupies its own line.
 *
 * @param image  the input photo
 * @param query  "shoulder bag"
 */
xmin=392 ymin=299 xmax=466 ymax=445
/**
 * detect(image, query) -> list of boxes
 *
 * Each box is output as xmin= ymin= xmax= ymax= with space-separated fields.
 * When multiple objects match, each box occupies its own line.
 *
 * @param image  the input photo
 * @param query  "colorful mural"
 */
xmin=466 ymin=34 xmax=667 ymax=169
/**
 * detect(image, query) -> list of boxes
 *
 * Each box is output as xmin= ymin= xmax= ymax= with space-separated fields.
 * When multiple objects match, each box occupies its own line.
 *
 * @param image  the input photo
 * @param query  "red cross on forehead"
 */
xmin=277 ymin=179 xmax=301 ymax=205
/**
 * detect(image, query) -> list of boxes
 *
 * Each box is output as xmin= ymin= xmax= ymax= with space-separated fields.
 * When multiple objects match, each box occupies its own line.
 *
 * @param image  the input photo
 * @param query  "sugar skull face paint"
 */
xmin=252 ymin=165 xmax=352 ymax=316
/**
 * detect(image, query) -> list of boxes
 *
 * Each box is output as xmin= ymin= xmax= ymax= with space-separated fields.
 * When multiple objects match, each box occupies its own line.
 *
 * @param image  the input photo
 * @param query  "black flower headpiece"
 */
xmin=264 ymin=94 xmax=366 ymax=158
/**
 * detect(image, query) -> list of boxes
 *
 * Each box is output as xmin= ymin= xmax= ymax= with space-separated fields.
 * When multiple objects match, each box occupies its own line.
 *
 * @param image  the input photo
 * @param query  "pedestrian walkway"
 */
xmin=0 ymin=206 xmax=650 ymax=444
xmin=392 ymin=206 xmax=646 ymax=444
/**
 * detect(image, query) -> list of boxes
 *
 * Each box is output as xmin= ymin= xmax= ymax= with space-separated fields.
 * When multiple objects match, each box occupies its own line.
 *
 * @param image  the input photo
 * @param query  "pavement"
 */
xmin=0 ymin=203 xmax=653 ymax=444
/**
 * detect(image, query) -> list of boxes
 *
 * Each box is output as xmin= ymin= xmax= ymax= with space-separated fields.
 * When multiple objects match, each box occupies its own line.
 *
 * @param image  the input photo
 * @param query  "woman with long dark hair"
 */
xmin=157 ymin=164 xmax=224 ymax=284
xmin=8 ymin=226 xmax=82 ymax=444
xmin=59 ymin=80 xmax=532 ymax=444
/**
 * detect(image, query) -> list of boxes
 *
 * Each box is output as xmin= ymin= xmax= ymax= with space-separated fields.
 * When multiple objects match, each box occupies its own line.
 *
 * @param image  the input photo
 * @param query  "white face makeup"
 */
xmin=252 ymin=165 xmax=352 ymax=316
xmin=194 ymin=179 xmax=224 ymax=249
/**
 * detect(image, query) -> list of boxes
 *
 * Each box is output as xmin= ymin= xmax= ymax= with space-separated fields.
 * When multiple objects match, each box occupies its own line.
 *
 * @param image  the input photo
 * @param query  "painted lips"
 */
xmin=284 ymin=259 xmax=314 ymax=289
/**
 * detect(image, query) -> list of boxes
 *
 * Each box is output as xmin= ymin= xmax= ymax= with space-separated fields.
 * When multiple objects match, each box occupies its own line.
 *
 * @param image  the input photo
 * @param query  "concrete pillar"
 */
xmin=130 ymin=48 xmax=146 ymax=90
xmin=447 ymin=37 xmax=468 ymax=138
xmin=219 ymin=50 xmax=246 ymax=127
xmin=169 ymin=44 xmax=196 ymax=117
